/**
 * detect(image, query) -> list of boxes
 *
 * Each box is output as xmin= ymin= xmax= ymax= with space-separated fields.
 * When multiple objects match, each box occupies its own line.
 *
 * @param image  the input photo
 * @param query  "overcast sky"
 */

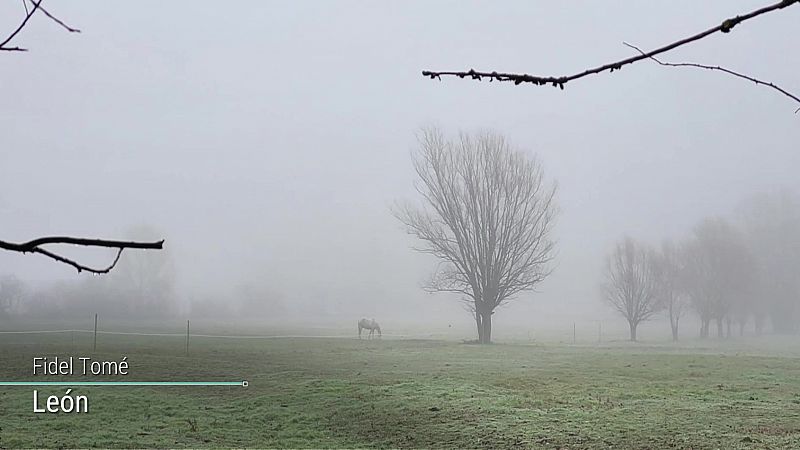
xmin=1 ymin=1 xmax=798 ymax=328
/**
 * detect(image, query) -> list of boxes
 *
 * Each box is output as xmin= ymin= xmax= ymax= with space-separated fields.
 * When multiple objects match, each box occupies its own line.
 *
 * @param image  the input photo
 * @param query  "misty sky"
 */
xmin=1 ymin=1 xmax=798 ymax=327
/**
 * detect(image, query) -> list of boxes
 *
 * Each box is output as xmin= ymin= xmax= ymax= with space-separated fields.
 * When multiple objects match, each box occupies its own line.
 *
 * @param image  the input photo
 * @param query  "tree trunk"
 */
xmin=628 ymin=321 xmax=637 ymax=341
xmin=770 ymin=304 xmax=796 ymax=334
xmin=754 ymin=315 xmax=764 ymax=336
xmin=475 ymin=311 xmax=483 ymax=344
xmin=700 ymin=318 xmax=710 ymax=338
xmin=725 ymin=317 xmax=731 ymax=339
xmin=739 ymin=321 xmax=745 ymax=337
xmin=671 ymin=319 xmax=679 ymax=342
xmin=669 ymin=306 xmax=679 ymax=342
xmin=480 ymin=311 xmax=493 ymax=344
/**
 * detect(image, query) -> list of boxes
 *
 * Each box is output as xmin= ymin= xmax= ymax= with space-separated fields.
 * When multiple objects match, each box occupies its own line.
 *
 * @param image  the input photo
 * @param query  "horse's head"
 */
xmin=375 ymin=324 xmax=382 ymax=336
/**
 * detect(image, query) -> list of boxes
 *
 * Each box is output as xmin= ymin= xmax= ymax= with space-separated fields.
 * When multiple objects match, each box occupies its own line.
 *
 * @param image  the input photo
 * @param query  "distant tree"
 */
xmin=45 ymin=277 xmax=113 ymax=319
xmin=684 ymin=218 xmax=755 ymax=338
xmin=396 ymin=128 xmax=558 ymax=344
xmin=729 ymin=290 xmax=752 ymax=337
xmin=108 ymin=225 xmax=176 ymax=317
xmin=652 ymin=240 xmax=690 ymax=342
xmin=738 ymin=190 xmax=800 ymax=334
xmin=602 ymin=237 xmax=661 ymax=341
xmin=0 ymin=275 xmax=25 ymax=318
xmin=234 ymin=283 xmax=287 ymax=319
xmin=682 ymin=239 xmax=715 ymax=339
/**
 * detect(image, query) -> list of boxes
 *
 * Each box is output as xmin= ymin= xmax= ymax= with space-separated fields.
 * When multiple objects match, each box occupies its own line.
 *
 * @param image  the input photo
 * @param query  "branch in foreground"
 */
xmin=623 ymin=42 xmax=800 ymax=114
xmin=0 ymin=0 xmax=80 ymax=52
xmin=0 ymin=237 xmax=164 ymax=274
xmin=421 ymin=0 xmax=799 ymax=89
xmin=26 ymin=0 xmax=81 ymax=33
xmin=0 ymin=0 xmax=41 ymax=51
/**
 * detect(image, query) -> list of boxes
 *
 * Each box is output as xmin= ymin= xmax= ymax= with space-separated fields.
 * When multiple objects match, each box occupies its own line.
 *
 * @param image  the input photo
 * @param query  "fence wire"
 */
xmin=0 ymin=329 xmax=444 ymax=339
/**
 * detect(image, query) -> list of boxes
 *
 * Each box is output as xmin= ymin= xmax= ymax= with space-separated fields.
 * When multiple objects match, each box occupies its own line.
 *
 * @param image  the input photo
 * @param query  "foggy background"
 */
xmin=1 ymin=1 xmax=798 ymax=334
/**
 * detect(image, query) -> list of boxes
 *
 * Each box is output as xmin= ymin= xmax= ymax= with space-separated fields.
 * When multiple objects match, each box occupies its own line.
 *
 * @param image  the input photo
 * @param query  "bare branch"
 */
xmin=0 ymin=237 xmax=164 ymax=274
xmin=0 ymin=236 xmax=164 ymax=251
xmin=32 ymin=247 xmax=124 ymax=274
xmin=623 ymin=42 xmax=800 ymax=113
xmin=422 ymin=0 xmax=799 ymax=90
xmin=1 ymin=0 xmax=80 ymax=52
xmin=0 ymin=0 xmax=41 ymax=52
xmin=26 ymin=0 xmax=81 ymax=33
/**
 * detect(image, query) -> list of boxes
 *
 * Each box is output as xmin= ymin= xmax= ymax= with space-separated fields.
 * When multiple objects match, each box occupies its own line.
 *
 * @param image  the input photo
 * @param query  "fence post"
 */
xmin=573 ymin=322 xmax=576 ymax=344
xmin=93 ymin=313 xmax=98 ymax=352
xmin=598 ymin=321 xmax=602 ymax=343
xmin=186 ymin=320 xmax=190 ymax=355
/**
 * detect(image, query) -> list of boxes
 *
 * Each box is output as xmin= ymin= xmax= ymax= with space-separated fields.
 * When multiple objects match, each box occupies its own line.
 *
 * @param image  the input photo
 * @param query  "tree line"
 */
xmin=603 ymin=190 xmax=800 ymax=341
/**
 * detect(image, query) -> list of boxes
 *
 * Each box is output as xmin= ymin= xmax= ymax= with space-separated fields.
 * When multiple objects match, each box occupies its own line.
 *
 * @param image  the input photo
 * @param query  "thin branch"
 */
xmin=421 ymin=0 xmax=799 ymax=89
xmin=0 ymin=236 xmax=165 ymax=251
xmin=623 ymin=42 xmax=800 ymax=114
xmin=32 ymin=247 xmax=124 ymax=274
xmin=1 ymin=0 xmax=80 ymax=52
xmin=0 ymin=0 xmax=41 ymax=52
xmin=0 ymin=237 xmax=164 ymax=274
xmin=26 ymin=0 xmax=81 ymax=33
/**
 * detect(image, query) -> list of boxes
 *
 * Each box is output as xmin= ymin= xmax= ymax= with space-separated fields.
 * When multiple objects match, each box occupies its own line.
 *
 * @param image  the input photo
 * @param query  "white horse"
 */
xmin=358 ymin=318 xmax=381 ymax=339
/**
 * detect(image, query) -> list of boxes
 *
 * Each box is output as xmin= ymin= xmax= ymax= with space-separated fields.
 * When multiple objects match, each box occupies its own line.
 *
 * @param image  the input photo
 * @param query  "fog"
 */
xmin=1 ymin=1 xmax=798 ymax=333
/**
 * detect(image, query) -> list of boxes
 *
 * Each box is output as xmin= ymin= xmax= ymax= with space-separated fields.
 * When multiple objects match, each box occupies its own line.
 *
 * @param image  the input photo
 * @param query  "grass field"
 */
xmin=1 ymin=328 xmax=800 ymax=449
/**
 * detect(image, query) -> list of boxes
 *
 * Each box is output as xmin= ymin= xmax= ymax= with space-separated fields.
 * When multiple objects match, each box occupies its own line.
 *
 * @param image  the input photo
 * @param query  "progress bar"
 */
xmin=0 ymin=381 xmax=248 ymax=387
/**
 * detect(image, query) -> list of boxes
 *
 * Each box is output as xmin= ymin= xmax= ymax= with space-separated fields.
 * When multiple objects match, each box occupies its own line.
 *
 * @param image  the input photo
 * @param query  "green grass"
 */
xmin=1 ymin=331 xmax=800 ymax=448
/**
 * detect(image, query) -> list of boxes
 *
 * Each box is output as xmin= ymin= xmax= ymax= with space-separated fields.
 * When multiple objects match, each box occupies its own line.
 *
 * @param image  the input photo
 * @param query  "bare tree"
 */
xmin=653 ymin=240 xmax=690 ymax=342
xmin=1 ymin=1 xmax=163 ymax=273
xmin=738 ymin=190 xmax=800 ymax=334
xmin=395 ymin=128 xmax=558 ymax=344
xmin=0 ymin=275 xmax=25 ymax=318
xmin=108 ymin=226 xmax=176 ymax=317
xmin=602 ymin=237 xmax=661 ymax=341
xmin=684 ymin=218 xmax=755 ymax=338
xmin=682 ymin=238 xmax=716 ymax=339
xmin=422 ymin=0 xmax=800 ymax=113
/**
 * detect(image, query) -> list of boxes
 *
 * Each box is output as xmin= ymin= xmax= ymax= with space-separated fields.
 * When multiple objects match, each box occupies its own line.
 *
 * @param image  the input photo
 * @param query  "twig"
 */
xmin=0 ymin=0 xmax=41 ymax=52
xmin=623 ymin=42 xmax=800 ymax=114
xmin=25 ymin=0 xmax=80 ymax=33
xmin=0 ymin=237 xmax=164 ymax=274
xmin=421 ymin=0 xmax=799 ymax=90
xmin=32 ymin=247 xmax=124 ymax=274
xmin=0 ymin=0 xmax=80 ymax=52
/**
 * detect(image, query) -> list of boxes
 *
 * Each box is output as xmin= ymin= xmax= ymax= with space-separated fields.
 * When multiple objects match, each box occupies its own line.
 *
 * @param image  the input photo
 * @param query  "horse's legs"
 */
xmin=358 ymin=324 xmax=362 ymax=339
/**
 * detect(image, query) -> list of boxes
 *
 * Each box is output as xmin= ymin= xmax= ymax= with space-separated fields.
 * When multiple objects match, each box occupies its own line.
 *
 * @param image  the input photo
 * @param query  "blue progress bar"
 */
xmin=0 ymin=381 xmax=248 ymax=386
